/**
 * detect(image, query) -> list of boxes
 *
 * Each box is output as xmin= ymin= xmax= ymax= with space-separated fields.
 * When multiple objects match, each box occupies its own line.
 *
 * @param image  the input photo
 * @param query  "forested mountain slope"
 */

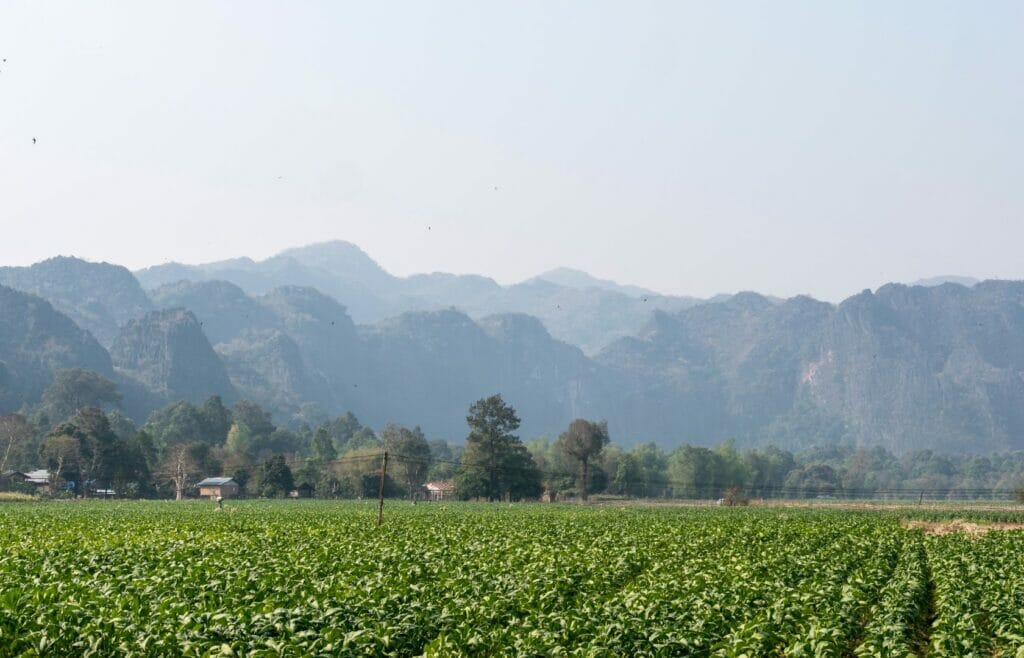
xmin=3 ymin=248 xmax=1024 ymax=455
xmin=0 ymin=285 xmax=114 ymax=411
xmin=0 ymin=257 xmax=152 ymax=346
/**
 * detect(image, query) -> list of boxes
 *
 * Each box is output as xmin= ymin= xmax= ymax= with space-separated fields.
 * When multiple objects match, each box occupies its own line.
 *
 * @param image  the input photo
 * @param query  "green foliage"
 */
xmin=142 ymin=396 xmax=234 ymax=450
xmin=0 ymin=503 xmax=1016 ymax=655
xmin=42 ymin=406 xmax=144 ymax=497
xmin=457 ymin=395 xmax=542 ymax=501
xmin=925 ymin=531 xmax=1024 ymax=655
xmin=310 ymin=427 xmax=336 ymax=462
xmin=256 ymin=455 xmax=294 ymax=498
xmin=315 ymin=412 xmax=365 ymax=453
xmin=40 ymin=368 xmax=121 ymax=427
xmin=381 ymin=423 xmax=432 ymax=499
xmin=784 ymin=462 xmax=842 ymax=498
xmin=556 ymin=418 xmax=609 ymax=501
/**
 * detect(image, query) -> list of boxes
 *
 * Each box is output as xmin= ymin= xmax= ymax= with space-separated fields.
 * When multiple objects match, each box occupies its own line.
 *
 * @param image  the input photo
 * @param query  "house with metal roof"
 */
xmin=6 ymin=469 xmax=51 ymax=493
xmin=423 ymin=480 xmax=455 ymax=501
xmin=197 ymin=477 xmax=239 ymax=499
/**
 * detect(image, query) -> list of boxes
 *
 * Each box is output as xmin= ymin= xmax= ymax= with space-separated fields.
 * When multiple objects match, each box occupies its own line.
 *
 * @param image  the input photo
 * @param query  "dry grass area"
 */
xmin=591 ymin=497 xmax=1024 ymax=514
xmin=900 ymin=518 xmax=1024 ymax=535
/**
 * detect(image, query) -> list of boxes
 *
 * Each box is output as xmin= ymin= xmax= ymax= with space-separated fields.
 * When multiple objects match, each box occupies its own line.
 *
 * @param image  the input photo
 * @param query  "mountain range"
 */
xmin=0 ymin=241 xmax=1018 ymax=455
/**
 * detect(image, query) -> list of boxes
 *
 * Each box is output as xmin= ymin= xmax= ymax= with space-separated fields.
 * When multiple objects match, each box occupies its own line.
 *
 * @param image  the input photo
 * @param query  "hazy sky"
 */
xmin=1 ymin=2 xmax=1022 ymax=301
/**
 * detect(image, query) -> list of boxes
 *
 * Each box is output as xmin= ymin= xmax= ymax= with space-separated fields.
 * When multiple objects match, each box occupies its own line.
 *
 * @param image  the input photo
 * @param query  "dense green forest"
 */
xmin=4 ymin=368 xmax=1024 ymax=501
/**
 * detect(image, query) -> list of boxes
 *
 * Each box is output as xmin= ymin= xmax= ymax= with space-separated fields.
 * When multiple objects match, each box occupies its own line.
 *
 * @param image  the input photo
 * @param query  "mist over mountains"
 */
xmin=135 ymin=241 xmax=703 ymax=355
xmin=0 ymin=241 xmax=1018 ymax=455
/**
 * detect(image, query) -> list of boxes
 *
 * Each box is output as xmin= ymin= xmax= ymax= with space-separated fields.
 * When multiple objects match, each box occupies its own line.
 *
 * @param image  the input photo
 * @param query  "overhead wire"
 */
xmin=287 ymin=448 xmax=1021 ymax=499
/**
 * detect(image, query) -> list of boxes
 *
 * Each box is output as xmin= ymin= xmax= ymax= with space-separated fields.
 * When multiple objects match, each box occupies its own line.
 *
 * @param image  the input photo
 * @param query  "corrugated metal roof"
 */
xmin=197 ymin=477 xmax=235 ymax=486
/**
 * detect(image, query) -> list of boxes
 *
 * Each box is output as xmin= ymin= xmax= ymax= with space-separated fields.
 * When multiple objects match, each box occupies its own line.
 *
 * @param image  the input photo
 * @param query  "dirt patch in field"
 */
xmin=900 ymin=518 xmax=1024 ymax=535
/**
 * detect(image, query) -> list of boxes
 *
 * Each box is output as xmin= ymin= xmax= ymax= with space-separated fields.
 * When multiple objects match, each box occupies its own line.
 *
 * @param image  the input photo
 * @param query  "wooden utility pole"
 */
xmin=377 ymin=450 xmax=389 ymax=527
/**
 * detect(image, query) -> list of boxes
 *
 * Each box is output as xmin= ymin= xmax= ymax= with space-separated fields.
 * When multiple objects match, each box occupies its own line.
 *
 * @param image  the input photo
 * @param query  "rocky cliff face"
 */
xmin=0 ymin=257 xmax=152 ymax=346
xmin=110 ymin=309 xmax=236 ymax=407
xmin=0 ymin=285 xmax=113 ymax=412
xmin=596 ymin=282 xmax=1024 ymax=453
xmin=150 ymin=279 xmax=281 ymax=346
xmin=796 ymin=282 xmax=1024 ymax=453
xmin=218 ymin=329 xmax=331 ymax=415
xmin=357 ymin=309 xmax=606 ymax=439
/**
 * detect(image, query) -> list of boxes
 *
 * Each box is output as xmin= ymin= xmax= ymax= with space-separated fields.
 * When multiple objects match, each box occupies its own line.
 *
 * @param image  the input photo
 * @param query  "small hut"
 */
xmin=197 ymin=477 xmax=239 ymax=499
xmin=423 ymin=480 xmax=455 ymax=501
xmin=289 ymin=483 xmax=314 ymax=498
xmin=23 ymin=470 xmax=51 ymax=493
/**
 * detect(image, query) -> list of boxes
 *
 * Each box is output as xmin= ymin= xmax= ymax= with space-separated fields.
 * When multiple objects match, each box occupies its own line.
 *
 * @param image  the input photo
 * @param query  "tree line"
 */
xmin=4 ymin=368 xmax=1024 ymax=500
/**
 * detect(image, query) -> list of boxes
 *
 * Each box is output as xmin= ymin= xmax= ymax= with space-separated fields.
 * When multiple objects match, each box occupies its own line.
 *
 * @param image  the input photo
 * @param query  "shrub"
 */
xmin=723 ymin=486 xmax=749 ymax=507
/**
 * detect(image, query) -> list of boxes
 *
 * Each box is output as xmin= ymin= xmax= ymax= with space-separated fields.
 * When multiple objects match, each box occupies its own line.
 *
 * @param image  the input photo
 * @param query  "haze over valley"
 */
xmin=1 ymin=240 xmax=1019 ymax=455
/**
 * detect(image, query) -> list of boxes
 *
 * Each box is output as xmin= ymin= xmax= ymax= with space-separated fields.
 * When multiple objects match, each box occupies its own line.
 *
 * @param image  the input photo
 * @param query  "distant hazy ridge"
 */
xmin=2 ymin=241 xmax=1016 ymax=455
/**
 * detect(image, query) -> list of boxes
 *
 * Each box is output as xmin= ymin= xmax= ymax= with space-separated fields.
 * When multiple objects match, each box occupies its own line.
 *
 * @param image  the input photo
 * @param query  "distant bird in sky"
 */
xmin=641 ymin=296 xmax=648 ymax=302
xmin=427 ymin=226 xmax=431 ymax=231
xmin=32 ymin=137 xmax=36 ymax=144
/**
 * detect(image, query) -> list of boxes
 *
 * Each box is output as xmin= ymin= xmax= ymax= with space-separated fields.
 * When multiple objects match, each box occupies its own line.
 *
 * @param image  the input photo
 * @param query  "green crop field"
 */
xmin=1 ymin=502 xmax=1022 ymax=657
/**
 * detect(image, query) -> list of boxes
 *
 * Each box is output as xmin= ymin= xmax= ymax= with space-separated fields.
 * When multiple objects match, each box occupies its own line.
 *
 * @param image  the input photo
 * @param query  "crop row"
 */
xmin=926 ymin=531 xmax=1024 ymax=655
xmin=0 ymin=502 xmax=1022 ymax=656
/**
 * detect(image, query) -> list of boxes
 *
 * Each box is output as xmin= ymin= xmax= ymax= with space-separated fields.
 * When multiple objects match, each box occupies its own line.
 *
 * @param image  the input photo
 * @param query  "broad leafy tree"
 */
xmin=381 ymin=423 xmax=432 ymax=500
xmin=310 ymin=427 xmax=337 ymax=462
xmin=256 ymin=455 xmax=294 ymax=498
xmin=40 ymin=369 xmax=121 ymax=427
xmin=556 ymin=419 xmax=610 ymax=501
xmin=143 ymin=396 xmax=233 ymax=451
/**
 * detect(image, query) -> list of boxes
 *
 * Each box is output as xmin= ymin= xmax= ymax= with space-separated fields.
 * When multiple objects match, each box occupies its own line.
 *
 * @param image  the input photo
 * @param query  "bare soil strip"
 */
xmin=900 ymin=518 xmax=1024 ymax=535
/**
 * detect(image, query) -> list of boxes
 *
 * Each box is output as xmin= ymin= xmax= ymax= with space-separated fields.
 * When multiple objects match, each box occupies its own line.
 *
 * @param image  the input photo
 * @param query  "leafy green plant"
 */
xmin=0 ymin=502 xmax=1018 ymax=656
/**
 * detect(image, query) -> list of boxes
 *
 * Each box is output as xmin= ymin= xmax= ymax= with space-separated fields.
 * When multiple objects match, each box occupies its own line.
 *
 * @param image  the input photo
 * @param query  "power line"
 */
xmin=287 ymin=449 xmax=1023 ymax=499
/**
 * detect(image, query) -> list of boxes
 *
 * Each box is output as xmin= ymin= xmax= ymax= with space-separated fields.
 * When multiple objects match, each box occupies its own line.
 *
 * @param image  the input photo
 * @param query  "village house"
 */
xmin=2 ymin=469 xmax=54 ymax=494
xmin=422 ymin=480 xmax=455 ymax=501
xmin=197 ymin=477 xmax=239 ymax=499
xmin=0 ymin=470 xmax=28 ymax=492
xmin=289 ymin=483 xmax=314 ymax=498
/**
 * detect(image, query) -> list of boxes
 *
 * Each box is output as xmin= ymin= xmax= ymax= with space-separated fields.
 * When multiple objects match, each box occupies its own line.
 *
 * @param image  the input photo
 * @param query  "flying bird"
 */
xmin=32 ymin=138 xmax=36 ymax=144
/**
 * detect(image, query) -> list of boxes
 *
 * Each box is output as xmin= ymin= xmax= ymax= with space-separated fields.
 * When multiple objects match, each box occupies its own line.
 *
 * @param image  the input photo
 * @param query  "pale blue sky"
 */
xmin=1 ymin=1 xmax=1021 ymax=301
